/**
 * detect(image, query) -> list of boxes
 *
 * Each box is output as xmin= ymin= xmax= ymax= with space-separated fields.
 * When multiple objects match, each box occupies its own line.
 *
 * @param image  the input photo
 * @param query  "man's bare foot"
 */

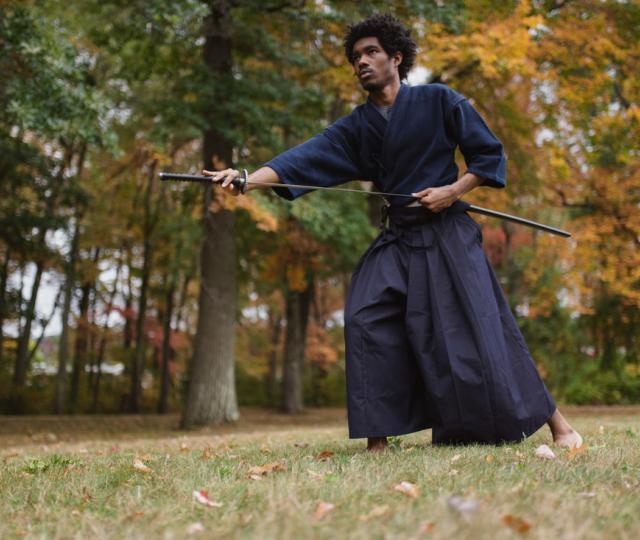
xmin=367 ymin=437 xmax=388 ymax=452
xmin=547 ymin=408 xmax=583 ymax=448
xmin=553 ymin=430 xmax=583 ymax=449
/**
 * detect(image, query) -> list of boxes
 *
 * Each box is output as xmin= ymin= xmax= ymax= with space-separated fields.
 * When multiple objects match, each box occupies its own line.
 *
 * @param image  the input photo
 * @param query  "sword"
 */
xmin=159 ymin=171 xmax=571 ymax=238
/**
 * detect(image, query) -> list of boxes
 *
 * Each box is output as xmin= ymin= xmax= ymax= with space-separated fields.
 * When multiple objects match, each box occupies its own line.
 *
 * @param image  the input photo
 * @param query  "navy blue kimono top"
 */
xmin=266 ymin=83 xmax=507 ymax=206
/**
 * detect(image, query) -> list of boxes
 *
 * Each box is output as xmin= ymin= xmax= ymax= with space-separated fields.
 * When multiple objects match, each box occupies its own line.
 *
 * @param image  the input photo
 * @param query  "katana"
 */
xmin=160 ymin=171 xmax=571 ymax=238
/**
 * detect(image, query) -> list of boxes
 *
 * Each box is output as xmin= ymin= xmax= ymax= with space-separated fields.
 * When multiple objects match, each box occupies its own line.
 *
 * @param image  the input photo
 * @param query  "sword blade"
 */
xmin=159 ymin=173 xmax=415 ymax=199
xmin=159 ymin=173 xmax=571 ymax=238
xmin=467 ymin=205 xmax=571 ymax=238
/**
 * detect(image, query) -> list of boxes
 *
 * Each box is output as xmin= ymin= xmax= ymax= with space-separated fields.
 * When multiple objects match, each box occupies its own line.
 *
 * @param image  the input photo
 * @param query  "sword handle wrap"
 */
xmin=160 ymin=170 xmax=249 ymax=194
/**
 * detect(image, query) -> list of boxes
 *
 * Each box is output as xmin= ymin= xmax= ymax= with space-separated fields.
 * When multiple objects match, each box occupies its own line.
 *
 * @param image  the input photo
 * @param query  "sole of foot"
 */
xmin=553 ymin=430 xmax=583 ymax=449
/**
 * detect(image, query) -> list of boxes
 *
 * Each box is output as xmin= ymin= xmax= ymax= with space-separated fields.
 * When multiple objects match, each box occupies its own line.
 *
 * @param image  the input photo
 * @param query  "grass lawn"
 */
xmin=1 ymin=409 xmax=639 ymax=539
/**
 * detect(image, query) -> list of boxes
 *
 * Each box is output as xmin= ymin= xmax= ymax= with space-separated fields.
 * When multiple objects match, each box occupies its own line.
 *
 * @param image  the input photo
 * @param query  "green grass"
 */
xmin=1 ymin=415 xmax=639 ymax=539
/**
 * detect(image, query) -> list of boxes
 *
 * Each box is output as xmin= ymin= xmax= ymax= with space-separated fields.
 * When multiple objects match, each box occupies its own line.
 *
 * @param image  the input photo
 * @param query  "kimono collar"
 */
xmin=366 ymin=82 xmax=409 ymax=112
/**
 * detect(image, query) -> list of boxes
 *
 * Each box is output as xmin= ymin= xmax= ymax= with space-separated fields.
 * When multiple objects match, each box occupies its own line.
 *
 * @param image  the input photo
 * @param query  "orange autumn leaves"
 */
xmin=420 ymin=0 xmax=640 ymax=319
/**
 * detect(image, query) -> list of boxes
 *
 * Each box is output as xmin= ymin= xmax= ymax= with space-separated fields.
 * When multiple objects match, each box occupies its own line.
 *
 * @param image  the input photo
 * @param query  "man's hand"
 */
xmin=412 ymin=185 xmax=459 ymax=213
xmin=202 ymin=168 xmax=243 ymax=196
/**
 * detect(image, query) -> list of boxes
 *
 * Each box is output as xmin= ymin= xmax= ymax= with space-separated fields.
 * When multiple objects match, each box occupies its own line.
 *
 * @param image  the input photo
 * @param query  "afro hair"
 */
xmin=343 ymin=14 xmax=417 ymax=81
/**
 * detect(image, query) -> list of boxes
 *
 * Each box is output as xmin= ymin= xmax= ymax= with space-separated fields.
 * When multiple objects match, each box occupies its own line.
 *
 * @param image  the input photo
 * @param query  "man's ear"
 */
xmin=394 ymin=51 xmax=403 ymax=68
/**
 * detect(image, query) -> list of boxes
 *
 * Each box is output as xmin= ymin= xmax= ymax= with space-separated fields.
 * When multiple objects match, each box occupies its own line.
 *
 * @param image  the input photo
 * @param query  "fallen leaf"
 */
xmin=579 ymin=491 xmax=596 ymax=498
xmin=186 ymin=522 xmax=206 ymax=535
xmin=566 ymin=443 xmax=588 ymax=461
xmin=307 ymin=469 xmax=326 ymax=480
xmin=294 ymin=442 xmax=309 ymax=448
xmin=419 ymin=521 xmax=436 ymax=533
xmin=180 ymin=443 xmax=190 ymax=453
xmin=486 ymin=454 xmax=495 ymax=463
xmin=126 ymin=511 xmax=145 ymax=520
xmin=502 ymin=514 xmax=532 ymax=533
xmin=451 ymin=454 xmax=462 ymax=463
xmin=393 ymin=481 xmax=419 ymax=498
xmin=359 ymin=505 xmax=390 ymax=521
xmin=140 ymin=453 xmax=153 ymax=461
xmin=201 ymin=447 xmax=214 ymax=460
xmin=598 ymin=425 xmax=605 ymax=435
xmin=133 ymin=459 xmax=152 ymax=474
xmin=447 ymin=496 xmax=479 ymax=517
xmin=192 ymin=490 xmax=223 ymax=508
xmin=312 ymin=501 xmax=335 ymax=521
xmin=249 ymin=474 xmax=263 ymax=481
xmin=261 ymin=445 xmax=272 ymax=454
xmin=316 ymin=450 xmax=335 ymax=461
xmin=449 ymin=469 xmax=459 ymax=476
xmin=247 ymin=462 xmax=286 ymax=476
xmin=534 ymin=444 xmax=556 ymax=460
xmin=109 ymin=445 xmax=121 ymax=454
xmin=3 ymin=453 xmax=19 ymax=463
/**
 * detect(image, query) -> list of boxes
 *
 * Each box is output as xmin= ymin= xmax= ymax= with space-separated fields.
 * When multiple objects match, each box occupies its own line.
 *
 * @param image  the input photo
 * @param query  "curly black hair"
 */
xmin=343 ymin=14 xmax=417 ymax=81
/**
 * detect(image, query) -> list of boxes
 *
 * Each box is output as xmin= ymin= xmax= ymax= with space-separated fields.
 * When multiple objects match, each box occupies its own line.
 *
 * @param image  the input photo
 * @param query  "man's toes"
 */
xmin=554 ymin=430 xmax=583 ymax=448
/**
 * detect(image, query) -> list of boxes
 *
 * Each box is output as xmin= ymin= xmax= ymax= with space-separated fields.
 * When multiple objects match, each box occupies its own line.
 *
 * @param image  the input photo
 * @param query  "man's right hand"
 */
xmin=202 ymin=168 xmax=243 ymax=196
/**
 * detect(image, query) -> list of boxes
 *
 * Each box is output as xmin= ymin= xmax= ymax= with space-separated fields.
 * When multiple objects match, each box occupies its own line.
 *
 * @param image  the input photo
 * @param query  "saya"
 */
xmin=159 ymin=171 xmax=572 ymax=238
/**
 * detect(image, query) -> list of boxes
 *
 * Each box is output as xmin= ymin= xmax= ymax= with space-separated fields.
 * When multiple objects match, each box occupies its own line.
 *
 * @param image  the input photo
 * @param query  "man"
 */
xmin=206 ymin=14 xmax=582 ymax=451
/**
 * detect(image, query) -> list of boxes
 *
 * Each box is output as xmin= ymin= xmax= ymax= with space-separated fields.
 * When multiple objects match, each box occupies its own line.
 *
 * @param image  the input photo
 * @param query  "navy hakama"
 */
xmin=266 ymin=83 xmax=556 ymax=444
xmin=344 ymin=204 xmax=556 ymax=444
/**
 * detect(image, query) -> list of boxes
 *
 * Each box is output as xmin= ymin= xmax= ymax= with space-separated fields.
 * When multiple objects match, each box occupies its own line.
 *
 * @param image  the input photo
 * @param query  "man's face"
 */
xmin=351 ymin=36 xmax=401 ymax=92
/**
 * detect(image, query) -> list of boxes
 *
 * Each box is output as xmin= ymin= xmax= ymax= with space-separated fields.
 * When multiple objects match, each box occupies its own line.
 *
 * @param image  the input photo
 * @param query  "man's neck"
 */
xmin=368 ymin=78 xmax=401 ymax=107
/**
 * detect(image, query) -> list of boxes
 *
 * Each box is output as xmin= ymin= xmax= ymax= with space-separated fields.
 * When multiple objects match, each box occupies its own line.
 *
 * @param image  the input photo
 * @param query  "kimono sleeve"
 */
xmin=265 ymin=117 xmax=362 ymax=200
xmin=447 ymin=98 xmax=507 ymax=189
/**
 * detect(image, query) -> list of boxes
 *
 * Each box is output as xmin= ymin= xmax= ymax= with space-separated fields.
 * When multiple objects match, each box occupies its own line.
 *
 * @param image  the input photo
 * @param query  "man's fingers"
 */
xmin=202 ymin=168 xmax=235 ymax=182
xmin=411 ymin=187 xmax=432 ymax=199
xmin=221 ymin=171 xmax=240 ymax=187
xmin=200 ymin=168 xmax=241 ymax=187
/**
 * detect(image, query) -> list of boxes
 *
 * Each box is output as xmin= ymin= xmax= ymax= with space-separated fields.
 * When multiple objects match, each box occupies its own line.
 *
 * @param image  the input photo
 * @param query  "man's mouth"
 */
xmin=359 ymin=69 xmax=373 ymax=79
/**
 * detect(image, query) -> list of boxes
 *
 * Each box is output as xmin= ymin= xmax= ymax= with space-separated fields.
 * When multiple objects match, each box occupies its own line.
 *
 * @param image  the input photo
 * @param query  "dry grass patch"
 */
xmin=1 ymin=414 xmax=638 ymax=539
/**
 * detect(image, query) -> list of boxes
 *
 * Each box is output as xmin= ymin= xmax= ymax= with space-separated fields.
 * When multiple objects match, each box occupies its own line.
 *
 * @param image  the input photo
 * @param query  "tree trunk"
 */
xmin=11 ymin=257 xmax=45 ymax=412
xmin=282 ymin=276 xmax=314 ymax=414
xmin=157 ymin=278 xmax=176 ymax=413
xmin=28 ymin=285 xmax=62 ymax=364
xmin=0 ymin=247 xmax=11 ymax=363
xmin=130 ymin=160 xmax=157 ymax=412
xmin=266 ymin=311 xmax=282 ymax=407
xmin=87 ymin=250 xmax=102 ymax=390
xmin=91 ymin=259 xmax=122 ymax=412
xmin=123 ymin=247 xmax=134 ymax=351
xmin=70 ymin=279 xmax=91 ymax=411
xmin=174 ymin=271 xmax=192 ymax=332
xmin=53 ymin=220 xmax=80 ymax=414
xmin=182 ymin=0 xmax=238 ymax=427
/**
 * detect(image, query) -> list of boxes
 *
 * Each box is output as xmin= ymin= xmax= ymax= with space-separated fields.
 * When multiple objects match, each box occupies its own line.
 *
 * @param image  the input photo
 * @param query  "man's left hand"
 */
xmin=412 ymin=185 xmax=459 ymax=213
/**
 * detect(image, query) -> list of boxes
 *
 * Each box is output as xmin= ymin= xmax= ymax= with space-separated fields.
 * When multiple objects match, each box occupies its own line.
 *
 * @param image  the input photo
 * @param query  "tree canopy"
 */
xmin=1 ymin=0 xmax=639 ymax=414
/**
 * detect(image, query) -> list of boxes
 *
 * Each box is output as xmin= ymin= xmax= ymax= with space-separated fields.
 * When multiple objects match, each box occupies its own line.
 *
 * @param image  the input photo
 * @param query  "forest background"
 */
xmin=1 ymin=0 xmax=639 ymax=422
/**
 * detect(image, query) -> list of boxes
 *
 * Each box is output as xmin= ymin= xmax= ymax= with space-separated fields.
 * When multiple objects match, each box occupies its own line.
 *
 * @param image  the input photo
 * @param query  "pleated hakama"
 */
xmin=344 ymin=203 xmax=556 ymax=444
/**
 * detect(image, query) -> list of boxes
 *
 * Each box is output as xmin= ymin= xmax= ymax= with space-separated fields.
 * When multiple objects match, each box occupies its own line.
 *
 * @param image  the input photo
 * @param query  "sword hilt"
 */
xmin=159 ymin=170 xmax=249 ymax=193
